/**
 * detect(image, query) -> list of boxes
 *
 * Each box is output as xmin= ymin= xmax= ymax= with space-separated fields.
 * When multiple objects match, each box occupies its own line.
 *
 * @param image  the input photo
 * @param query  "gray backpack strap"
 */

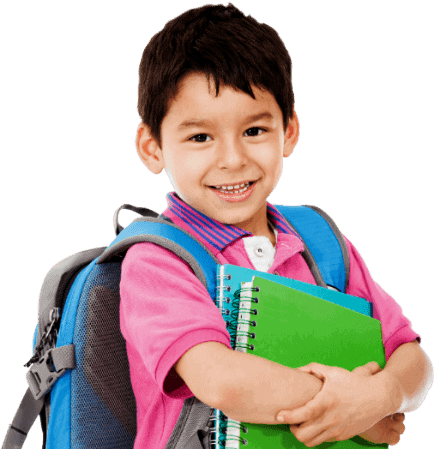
xmin=38 ymin=247 xmax=107 ymax=350
xmin=2 ymin=389 xmax=44 ymax=449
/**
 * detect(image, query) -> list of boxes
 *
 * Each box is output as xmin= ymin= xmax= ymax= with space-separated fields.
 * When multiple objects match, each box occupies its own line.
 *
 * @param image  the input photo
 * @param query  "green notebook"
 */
xmin=223 ymin=276 xmax=387 ymax=449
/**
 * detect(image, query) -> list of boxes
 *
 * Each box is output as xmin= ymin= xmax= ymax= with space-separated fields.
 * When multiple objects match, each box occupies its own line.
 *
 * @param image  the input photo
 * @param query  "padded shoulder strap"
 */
xmin=274 ymin=205 xmax=350 ymax=293
xmin=97 ymin=217 xmax=219 ymax=301
xmin=2 ymin=215 xmax=219 ymax=449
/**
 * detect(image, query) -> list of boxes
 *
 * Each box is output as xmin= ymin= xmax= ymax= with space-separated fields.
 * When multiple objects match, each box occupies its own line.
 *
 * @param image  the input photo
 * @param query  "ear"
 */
xmin=283 ymin=110 xmax=299 ymax=158
xmin=136 ymin=123 xmax=165 ymax=174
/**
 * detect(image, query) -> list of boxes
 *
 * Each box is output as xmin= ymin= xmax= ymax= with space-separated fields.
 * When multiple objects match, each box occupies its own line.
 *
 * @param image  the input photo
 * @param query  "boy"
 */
xmin=120 ymin=3 xmax=432 ymax=448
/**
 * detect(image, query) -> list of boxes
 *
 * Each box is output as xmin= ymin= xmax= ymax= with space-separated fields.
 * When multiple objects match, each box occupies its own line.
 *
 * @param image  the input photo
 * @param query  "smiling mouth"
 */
xmin=209 ymin=181 xmax=256 ymax=194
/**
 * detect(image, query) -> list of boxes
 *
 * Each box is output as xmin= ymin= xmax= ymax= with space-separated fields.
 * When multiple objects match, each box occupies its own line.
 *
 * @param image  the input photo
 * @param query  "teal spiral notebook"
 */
xmin=216 ymin=264 xmax=373 ymax=350
xmin=212 ymin=265 xmax=387 ymax=449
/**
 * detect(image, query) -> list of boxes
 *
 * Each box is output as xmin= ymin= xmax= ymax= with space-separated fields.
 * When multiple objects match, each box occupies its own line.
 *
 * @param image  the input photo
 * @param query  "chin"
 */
xmin=214 ymin=211 xmax=253 ymax=227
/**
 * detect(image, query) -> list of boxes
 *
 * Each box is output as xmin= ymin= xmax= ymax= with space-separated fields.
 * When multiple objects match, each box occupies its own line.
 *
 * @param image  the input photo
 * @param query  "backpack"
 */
xmin=2 ymin=203 xmax=350 ymax=449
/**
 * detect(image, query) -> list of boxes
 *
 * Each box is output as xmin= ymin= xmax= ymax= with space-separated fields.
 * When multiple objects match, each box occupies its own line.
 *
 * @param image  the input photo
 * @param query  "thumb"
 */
xmin=296 ymin=362 xmax=328 ymax=380
xmin=352 ymin=361 xmax=382 ymax=376
xmin=276 ymin=399 xmax=318 ymax=425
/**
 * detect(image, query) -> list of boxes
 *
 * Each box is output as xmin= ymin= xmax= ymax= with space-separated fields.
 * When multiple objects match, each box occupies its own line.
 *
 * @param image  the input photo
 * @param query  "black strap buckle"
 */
xmin=26 ymin=345 xmax=75 ymax=400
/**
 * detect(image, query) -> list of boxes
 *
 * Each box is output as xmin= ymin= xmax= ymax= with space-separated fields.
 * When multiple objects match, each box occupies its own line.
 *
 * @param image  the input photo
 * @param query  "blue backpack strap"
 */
xmin=97 ymin=217 xmax=219 ymax=301
xmin=274 ymin=205 xmax=350 ymax=293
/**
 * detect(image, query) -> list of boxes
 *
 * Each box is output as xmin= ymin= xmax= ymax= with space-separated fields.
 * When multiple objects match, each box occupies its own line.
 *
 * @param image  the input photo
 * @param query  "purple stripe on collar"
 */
xmin=166 ymin=192 xmax=300 ymax=251
xmin=170 ymin=202 xmax=236 ymax=248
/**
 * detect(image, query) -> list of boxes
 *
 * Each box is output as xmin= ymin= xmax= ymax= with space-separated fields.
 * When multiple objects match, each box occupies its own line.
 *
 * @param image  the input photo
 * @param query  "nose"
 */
xmin=216 ymin=137 xmax=247 ymax=170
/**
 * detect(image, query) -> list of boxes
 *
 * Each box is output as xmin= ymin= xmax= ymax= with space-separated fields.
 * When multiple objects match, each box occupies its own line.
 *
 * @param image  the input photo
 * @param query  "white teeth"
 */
xmin=212 ymin=181 xmax=253 ymax=193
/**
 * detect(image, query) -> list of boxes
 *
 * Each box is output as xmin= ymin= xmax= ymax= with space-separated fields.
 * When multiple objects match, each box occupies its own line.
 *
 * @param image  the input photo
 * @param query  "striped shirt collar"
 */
xmin=166 ymin=192 xmax=301 ymax=252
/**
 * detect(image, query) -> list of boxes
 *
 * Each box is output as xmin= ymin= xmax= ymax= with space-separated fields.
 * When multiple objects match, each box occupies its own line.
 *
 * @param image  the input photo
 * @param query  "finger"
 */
xmin=391 ymin=413 xmax=405 ymax=422
xmin=388 ymin=432 xmax=401 ymax=446
xmin=388 ymin=431 xmax=401 ymax=446
xmin=392 ymin=422 xmax=405 ymax=435
xmin=385 ymin=419 xmax=405 ymax=434
xmin=351 ymin=365 xmax=366 ymax=376
xmin=296 ymin=363 xmax=324 ymax=374
xmin=366 ymin=361 xmax=382 ymax=374
xmin=307 ymin=371 xmax=324 ymax=381
xmin=352 ymin=361 xmax=382 ymax=376
xmin=293 ymin=426 xmax=339 ymax=448
xmin=277 ymin=406 xmax=310 ymax=425
xmin=277 ymin=400 xmax=325 ymax=425
xmin=390 ymin=438 xmax=401 ymax=446
xmin=296 ymin=362 xmax=328 ymax=380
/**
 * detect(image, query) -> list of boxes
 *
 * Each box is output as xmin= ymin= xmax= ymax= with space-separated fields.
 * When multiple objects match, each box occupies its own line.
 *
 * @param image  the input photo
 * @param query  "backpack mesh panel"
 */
xmin=71 ymin=262 xmax=136 ymax=448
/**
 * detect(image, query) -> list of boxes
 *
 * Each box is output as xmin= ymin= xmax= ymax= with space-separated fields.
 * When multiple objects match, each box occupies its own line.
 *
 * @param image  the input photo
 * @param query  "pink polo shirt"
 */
xmin=119 ymin=193 xmax=420 ymax=448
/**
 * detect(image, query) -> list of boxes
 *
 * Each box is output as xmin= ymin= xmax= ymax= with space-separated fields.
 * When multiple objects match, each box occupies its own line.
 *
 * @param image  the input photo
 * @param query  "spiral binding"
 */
xmin=210 ymin=410 xmax=249 ymax=448
xmin=211 ymin=271 xmax=261 ymax=447
xmin=226 ymin=287 xmax=259 ymax=348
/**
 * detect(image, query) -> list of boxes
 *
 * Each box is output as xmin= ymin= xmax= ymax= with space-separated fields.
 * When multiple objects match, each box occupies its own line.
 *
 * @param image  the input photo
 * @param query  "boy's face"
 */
xmin=137 ymin=72 xmax=298 ymax=235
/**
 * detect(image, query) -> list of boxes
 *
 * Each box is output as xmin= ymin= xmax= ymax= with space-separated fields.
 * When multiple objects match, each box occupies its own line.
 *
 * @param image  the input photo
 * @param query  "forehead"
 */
xmin=165 ymin=72 xmax=281 ymax=124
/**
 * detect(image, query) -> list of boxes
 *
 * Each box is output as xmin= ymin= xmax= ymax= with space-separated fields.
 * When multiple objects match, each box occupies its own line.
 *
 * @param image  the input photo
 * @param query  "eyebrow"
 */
xmin=177 ymin=112 xmax=274 ymax=130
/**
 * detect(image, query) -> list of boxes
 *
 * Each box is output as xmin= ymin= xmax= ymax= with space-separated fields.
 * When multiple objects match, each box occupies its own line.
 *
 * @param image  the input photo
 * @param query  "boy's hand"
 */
xmin=358 ymin=413 xmax=405 ymax=445
xmin=275 ymin=361 xmax=394 ymax=447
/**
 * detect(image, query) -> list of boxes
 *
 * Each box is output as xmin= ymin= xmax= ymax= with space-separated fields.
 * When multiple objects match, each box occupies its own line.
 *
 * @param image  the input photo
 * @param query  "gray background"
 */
xmin=1 ymin=1 xmax=432 ymax=447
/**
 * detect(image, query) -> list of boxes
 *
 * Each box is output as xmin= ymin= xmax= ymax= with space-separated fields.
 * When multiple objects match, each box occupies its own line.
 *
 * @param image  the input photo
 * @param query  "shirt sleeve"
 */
xmin=343 ymin=236 xmax=420 ymax=360
xmin=119 ymin=242 xmax=232 ymax=398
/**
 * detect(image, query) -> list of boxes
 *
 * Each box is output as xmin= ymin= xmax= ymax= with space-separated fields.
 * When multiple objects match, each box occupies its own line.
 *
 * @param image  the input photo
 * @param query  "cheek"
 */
xmin=165 ymin=149 xmax=209 ymax=185
xmin=271 ymin=159 xmax=283 ymax=183
xmin=264 ymin=154 xmax=283 ymax=186
xmin=255 ymin=146 xmax=283 ymax=174
xmin=184 ymin=153 xmax=208 ymax=175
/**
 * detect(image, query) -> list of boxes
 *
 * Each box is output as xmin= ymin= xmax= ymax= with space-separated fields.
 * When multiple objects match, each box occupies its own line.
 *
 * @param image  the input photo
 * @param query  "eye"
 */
xmin=244 ymin=127 xmax=265 ymax=137
xmin=190 ymin=134 xmax=211 ymax=143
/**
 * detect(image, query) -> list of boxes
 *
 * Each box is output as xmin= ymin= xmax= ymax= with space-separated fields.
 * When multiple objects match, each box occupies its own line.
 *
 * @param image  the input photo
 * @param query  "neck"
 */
xmin=265 ymin=223 xmax=276 ymax=247
xmin=246 ymin=223 xmax=276 ymax=246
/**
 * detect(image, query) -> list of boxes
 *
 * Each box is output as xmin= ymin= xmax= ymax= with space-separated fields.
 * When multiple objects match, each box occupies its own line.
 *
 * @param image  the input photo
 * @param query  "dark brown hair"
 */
xmin=138 ymin=3 xmax=294 ymax=147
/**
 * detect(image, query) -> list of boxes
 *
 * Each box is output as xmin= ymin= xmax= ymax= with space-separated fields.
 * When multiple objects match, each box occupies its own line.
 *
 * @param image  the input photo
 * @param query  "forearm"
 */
xmin=217 ymin=350 xmax=324 ymax=423
xmin=378 ymin=340 xmax=433 ymax=414
xmin=175 ymin=342 xmax=323 ymax=424
xmin=213 ymin=344 xmax=322 ymax=424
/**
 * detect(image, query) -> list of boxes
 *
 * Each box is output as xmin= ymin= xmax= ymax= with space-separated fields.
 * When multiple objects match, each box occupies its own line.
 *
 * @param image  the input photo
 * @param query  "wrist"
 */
xmin=376 ymin=369 xmax=404 ymax=415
